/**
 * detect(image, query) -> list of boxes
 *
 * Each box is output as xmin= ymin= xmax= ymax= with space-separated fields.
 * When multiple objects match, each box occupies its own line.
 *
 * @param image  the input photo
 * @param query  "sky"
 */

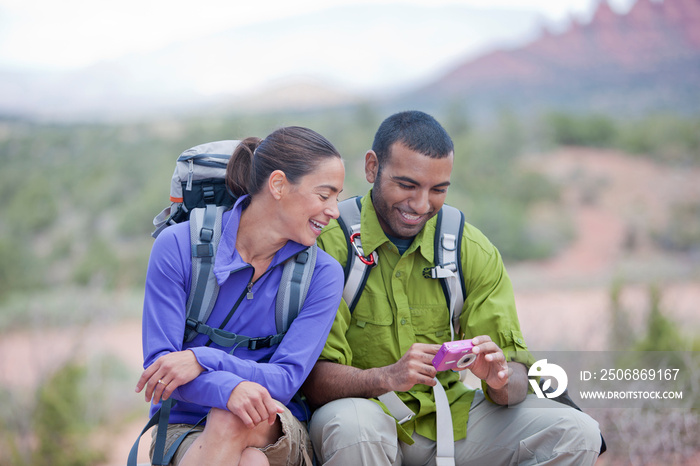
xmin=0 ymin=0 xmax=638 ymax=67
xmin=0 ymin=0 xmax=639 ymax=101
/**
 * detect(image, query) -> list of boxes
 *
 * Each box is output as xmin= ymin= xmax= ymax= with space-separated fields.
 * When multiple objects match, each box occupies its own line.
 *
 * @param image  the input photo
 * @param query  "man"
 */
xmin=303 ymin=111 xmax=601 ymax=465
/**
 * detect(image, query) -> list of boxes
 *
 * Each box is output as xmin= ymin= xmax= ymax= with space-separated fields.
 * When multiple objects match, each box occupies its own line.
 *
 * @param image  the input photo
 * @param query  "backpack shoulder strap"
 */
xmin=424 ymin=204 xmax=466 ymax=339
xmin=275 ymin=244 xmax=318 ymax=335
xmin=337 ymin=196 xmax=377 ymax=312
xmin=183 ymin=202 xmax=227 ymax=343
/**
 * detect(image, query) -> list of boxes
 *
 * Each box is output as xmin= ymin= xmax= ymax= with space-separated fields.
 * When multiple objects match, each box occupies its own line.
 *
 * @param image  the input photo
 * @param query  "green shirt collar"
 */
xmin=360 ymin=189 xmax=437 ymax=263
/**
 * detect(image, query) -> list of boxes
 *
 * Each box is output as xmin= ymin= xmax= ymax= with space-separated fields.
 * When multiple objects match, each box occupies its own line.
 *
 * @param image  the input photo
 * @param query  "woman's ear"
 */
xmin=268 ymin=170 xmax=287 ymax=200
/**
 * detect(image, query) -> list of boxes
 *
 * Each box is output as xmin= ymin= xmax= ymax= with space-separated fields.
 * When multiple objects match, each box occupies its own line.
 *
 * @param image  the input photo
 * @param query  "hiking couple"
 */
xmin=135 ymin=111 xmax=602 ymax=466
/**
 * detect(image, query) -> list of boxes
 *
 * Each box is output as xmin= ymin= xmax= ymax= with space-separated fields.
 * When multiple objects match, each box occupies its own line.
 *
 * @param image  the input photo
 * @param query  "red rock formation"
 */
xmin=414 ymin=0 xmax=700 ymax=115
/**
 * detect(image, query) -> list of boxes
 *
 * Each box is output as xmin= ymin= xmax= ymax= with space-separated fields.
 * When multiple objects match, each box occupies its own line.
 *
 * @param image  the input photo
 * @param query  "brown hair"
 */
xmin=226 ymin=126 xmax=341 ymax=197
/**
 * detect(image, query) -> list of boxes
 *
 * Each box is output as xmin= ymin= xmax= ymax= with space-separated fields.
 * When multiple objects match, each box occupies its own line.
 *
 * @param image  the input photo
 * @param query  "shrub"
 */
xmin=31 ymin=362 xmax=105 ymax=466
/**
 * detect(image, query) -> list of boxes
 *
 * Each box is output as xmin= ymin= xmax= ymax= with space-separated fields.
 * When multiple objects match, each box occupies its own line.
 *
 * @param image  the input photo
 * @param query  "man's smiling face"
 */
xmin=366 ymin=142 xmax=453 ymax=239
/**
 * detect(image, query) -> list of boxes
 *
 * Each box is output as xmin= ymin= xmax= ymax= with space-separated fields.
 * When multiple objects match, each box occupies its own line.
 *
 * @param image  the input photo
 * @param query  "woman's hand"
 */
xmin=227 ymin=381 xmax=284 ymax=429
xmin=135 ymin=350 xmax=204 ymax=403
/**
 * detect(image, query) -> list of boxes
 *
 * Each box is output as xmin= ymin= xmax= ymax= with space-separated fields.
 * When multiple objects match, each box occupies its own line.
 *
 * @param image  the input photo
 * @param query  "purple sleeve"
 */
xmin=141 ymin=226 xmax=189 ymax=366
xmin=141 ymin=226 xmax=244 ymax=410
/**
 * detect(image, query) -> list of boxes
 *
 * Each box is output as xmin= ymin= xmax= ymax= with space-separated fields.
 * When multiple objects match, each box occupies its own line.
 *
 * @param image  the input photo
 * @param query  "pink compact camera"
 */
xmin=432 ymin=339 xmax=476 ymax=371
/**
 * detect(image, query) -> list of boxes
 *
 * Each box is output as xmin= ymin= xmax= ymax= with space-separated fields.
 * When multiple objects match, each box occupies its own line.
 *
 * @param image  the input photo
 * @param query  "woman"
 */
xmin=135 ymin=127 xmax=345 ymax=465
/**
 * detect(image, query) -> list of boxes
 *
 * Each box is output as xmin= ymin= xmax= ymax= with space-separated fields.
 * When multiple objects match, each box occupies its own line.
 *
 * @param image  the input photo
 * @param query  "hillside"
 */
xmin=409 ymin=0 xmax=700 ymax=117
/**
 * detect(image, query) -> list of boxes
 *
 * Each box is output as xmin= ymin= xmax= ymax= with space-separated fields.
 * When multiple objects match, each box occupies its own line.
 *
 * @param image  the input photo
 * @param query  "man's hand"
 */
xmin=384 ymin=343 xmax=441 ymax=392
xmin=303 ymin=343 xmax=441 ymax=407
xmin=469 ymin=335 xmax=510 ymax=390
xmin=468 ymin=335 xmax=528 ymax=405
xmin=227 ymin=381 xmax=284 ymax=429
xmin=135 ymin=350 xmax=204 ymax=403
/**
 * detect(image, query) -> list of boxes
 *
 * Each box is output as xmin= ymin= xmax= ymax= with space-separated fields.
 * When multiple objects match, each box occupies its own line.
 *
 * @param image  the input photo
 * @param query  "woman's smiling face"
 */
xmin=281 ymin=156 xmax=345 ymax=246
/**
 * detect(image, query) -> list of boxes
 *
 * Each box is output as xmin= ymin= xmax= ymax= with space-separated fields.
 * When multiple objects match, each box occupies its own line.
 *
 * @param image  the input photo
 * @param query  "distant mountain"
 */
xmin=407 ymin=0 xmax=700 ymax=118
xmin=0 ymin=4 xmax=541 ymax=121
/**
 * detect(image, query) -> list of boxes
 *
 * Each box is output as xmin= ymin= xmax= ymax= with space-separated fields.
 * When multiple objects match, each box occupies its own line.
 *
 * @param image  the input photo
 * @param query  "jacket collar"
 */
xmin=213 ymin=195 xmax=308 ymax=284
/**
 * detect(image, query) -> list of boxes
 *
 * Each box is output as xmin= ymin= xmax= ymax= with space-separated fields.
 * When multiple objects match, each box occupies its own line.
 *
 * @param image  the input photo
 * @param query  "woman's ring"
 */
xmin=158 ymin=379 xmax=166 ymax=385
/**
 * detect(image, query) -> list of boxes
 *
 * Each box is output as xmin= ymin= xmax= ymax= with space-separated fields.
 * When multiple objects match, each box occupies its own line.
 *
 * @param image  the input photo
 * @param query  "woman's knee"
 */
xmin=240 ymin=446 xmax=270 ymax=466
xmin=207 ymin=407 xmax=244 ymax=429
xmin=201 ymin=407 xmax=252 ymax=445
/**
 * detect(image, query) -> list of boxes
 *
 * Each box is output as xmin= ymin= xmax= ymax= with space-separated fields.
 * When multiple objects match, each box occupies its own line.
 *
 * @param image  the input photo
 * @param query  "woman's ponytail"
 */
xmin=226 ymin=137 xmax=261 ymax=197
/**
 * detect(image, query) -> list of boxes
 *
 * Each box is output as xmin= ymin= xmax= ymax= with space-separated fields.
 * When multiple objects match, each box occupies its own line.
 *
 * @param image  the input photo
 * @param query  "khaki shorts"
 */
xmin=150 ymin=404 xmax=312 ymax=466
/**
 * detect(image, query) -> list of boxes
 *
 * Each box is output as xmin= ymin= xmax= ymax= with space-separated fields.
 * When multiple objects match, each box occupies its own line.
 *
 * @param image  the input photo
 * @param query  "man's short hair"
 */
xmin=372 ymin=110 xmax=454 ymax=166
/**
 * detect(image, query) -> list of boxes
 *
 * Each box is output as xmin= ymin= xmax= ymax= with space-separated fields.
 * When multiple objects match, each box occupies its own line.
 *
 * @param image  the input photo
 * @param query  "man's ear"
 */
xmin=268 ymin=170 xmax=287 ymax=200
xmin=365 ymin=150 xmax=379 ymax=184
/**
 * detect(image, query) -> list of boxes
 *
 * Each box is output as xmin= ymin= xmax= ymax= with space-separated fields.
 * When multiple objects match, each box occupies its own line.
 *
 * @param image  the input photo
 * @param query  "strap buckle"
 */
xmin=248 ymin=335 xmax=273 ymax=350
xmin=350 ymin=232 xmax=376 ymax=266
xmin=185 ymin=318 xmax=199 ymax=331
xmin=423 ymin=263 xmax=458 ymax=279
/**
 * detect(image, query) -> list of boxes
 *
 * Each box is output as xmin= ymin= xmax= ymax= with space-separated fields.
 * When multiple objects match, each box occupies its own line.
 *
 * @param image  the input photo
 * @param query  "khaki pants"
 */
xmin=309 ymin=391 xmax=602 ymax=466
xmin=150 ymin=404 xmax=313 ymax=466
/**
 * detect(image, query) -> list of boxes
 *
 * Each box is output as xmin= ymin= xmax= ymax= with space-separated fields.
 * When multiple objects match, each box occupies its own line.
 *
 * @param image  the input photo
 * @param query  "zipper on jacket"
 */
xmin=203 ymin=265 xmax=276 ymax=347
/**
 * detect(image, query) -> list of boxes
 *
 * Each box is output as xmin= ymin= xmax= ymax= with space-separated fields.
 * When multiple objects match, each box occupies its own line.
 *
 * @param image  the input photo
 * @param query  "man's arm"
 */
xmin=303 ymin=343 xmax=441 ymax=408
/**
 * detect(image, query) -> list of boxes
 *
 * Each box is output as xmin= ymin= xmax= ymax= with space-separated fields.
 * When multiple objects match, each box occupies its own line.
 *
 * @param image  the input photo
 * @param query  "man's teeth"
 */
xmin=401 ymin=212 xmax=420 ymax=221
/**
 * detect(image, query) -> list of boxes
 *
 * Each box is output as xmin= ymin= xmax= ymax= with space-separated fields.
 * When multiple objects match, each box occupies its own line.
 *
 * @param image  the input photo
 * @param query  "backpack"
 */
xmin=128 ymin=140 xmax=317 ymax=466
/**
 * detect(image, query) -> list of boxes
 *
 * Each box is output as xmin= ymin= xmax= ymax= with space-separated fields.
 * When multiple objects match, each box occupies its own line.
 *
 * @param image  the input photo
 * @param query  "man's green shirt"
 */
xmin=316 ymin=192 xmax=534 ymax=443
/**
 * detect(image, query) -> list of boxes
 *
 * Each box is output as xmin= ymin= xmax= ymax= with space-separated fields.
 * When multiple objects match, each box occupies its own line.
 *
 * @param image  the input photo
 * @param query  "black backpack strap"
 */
xmin=127 ymin=398 xmax=209 ymax=466
xmin=127 ymin=398 xmax=173 ymax=466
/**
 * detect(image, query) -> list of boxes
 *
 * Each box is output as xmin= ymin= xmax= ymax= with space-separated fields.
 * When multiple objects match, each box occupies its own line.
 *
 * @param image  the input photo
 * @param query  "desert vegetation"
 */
xmin=0 ymin=106 xmax=698 ymax=464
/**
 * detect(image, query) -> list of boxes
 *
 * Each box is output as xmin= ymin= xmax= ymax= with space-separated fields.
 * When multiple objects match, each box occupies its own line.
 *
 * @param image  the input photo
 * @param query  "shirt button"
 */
xmin=395 ymin=272 xmax=402 ymax=278
xmin=401 ymin=318 xmax=407 ymax=325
